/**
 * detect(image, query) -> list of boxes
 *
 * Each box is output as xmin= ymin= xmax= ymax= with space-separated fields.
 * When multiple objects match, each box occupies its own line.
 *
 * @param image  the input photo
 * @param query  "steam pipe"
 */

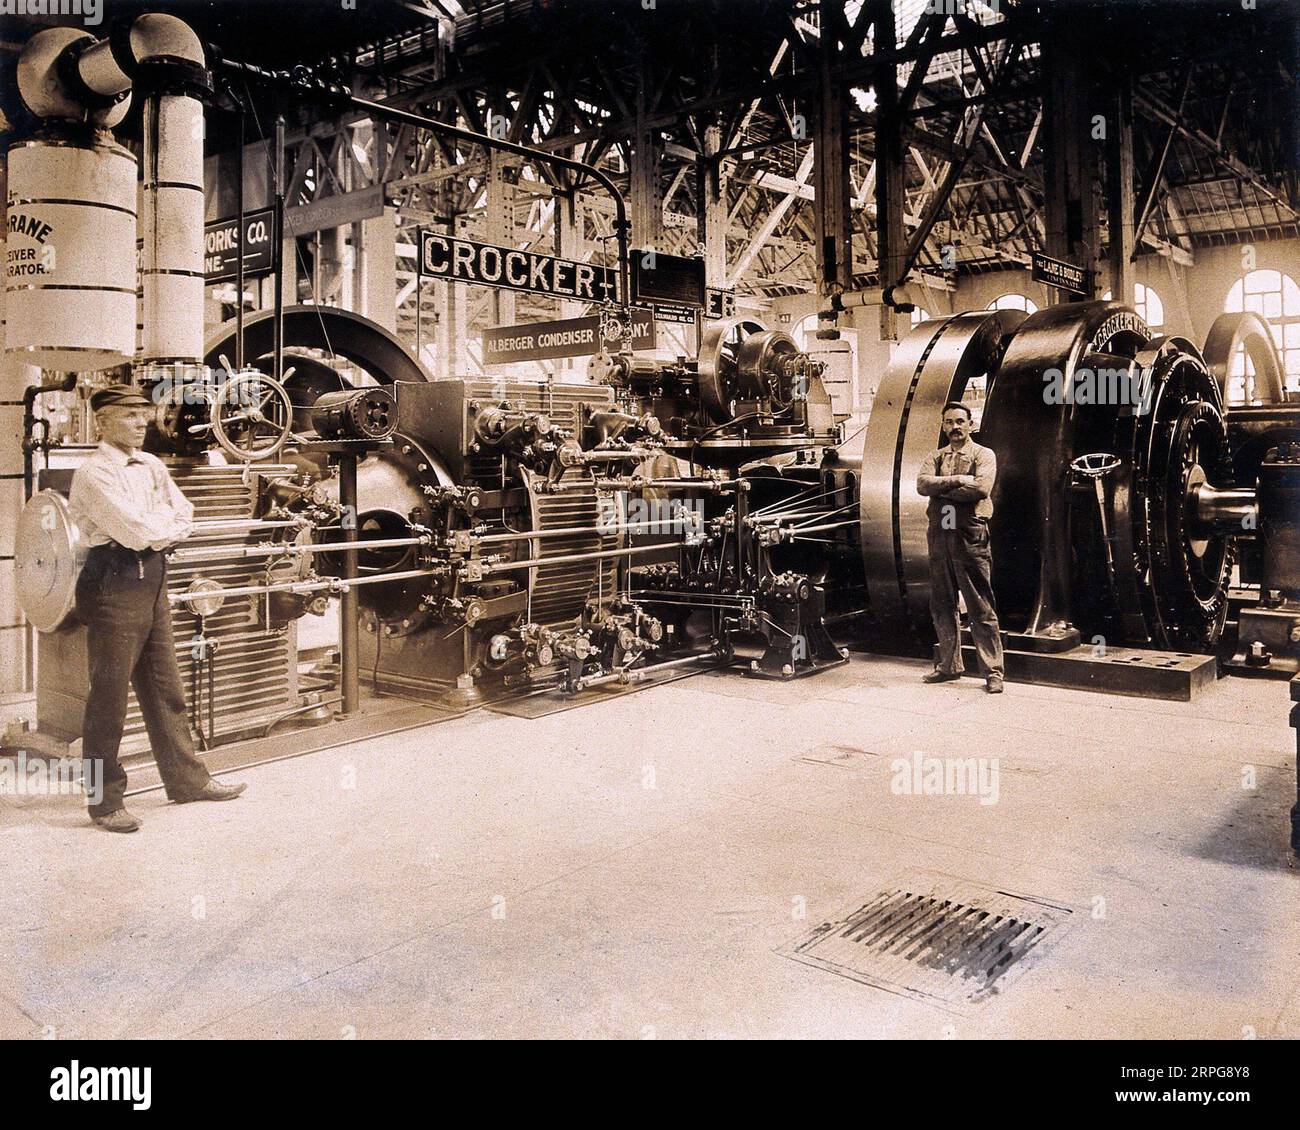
xmin=21 ymin=375 xmax=78 ymax=500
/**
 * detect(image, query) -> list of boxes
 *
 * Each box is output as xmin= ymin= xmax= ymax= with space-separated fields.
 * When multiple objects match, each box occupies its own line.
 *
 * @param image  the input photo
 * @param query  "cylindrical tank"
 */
xmin=139 ymin=93 xmax=205 ymax=363
xmin=311 ymin=388 xmax=399 ymax=441
xmin=4 ymin=135 xmax=138 ymax=369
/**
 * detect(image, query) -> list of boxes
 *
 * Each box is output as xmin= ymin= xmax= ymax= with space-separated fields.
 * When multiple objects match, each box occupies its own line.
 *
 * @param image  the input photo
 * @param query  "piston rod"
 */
xmin=474 ymin=520 xmax=696 ymax=546
xmin=166 ymin=567 xmax=437 ymax=604
xmin=171 ymin=534 xmax=428 ymax=564
xmin=480 ymin=542 xmax=684 ymax=575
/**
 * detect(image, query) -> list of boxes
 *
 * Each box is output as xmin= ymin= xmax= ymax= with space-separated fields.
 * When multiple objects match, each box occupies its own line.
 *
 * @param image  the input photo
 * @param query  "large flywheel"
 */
xmin=854 ymin=300 xmax=1248 ymax=656
xmin=1126 ymin=344 xmax=1236 ymax=647
xmin=858 ymin=309 xmax=1025 ymax=645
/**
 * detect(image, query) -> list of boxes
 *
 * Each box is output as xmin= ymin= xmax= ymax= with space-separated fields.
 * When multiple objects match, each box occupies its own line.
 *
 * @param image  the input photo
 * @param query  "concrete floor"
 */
xmin=2 ymin=655 xmax=1297 ymax=1040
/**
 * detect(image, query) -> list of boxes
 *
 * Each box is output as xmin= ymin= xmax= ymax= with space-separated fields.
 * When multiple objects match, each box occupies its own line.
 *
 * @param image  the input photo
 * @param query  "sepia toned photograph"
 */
xmin=0 ymin=0 xmax=1296 ymax=1089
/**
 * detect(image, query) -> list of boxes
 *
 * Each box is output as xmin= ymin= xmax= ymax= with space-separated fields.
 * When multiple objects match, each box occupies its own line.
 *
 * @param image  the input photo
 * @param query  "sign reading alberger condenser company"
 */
xmin=420 ymin=232 xmax=617 ymax=302
xmin=482 ymin=308 xmax=655 ymax=365
xmin=1031 ymin=251 xmax=1090 ymax=297
xmin=204 ymin=208 xmax=276 ymax=283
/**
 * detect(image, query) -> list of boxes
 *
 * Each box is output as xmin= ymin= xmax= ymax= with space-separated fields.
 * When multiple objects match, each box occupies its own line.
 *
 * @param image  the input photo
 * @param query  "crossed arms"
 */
xmin=70 ymin=460 xmax=195 ymax=551
xmin=916 ymin=446 xmax=996 ymax=502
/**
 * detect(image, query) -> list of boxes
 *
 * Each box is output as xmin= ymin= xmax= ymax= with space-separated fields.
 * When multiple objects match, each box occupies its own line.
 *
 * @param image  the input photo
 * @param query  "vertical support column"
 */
xmin=275 ymin=118 xmax=293 ymax=374
xmin=555 ymin=189 xmax=584 ymax=375
xmin=1041 ymin=16 xmax=1102 ymax=301
xmin=487 ymin=150 xmax=517 ymax=330
xmin=337 ymin=453 xmax=359 ymax=718
xmin=437 ymin=214 xmax=467 ymax=378
xmin=432 ymin=277 xmax=451 ymax=380
xmin=698 ymin=125 xmax=729 ymax=289
xmin=1105 ymin=78 xmax=1136 ymax=308
xmin=870 ymin=0 xmax=906 ymax=342
xmin=632 ymin=73 xmax=664 ymax=254
xmin=815 ymin=0 xmax=852 ymax=304
xmin=554 ymin=190 xmax=583 ymax=316
xmin=354 ymin=207 xmax=397 ymax=332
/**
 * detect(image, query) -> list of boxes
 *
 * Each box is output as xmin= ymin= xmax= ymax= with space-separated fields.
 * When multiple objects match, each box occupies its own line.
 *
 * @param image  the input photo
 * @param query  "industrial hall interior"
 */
xmin=0 ymin=0 xmax=1298 ymax=1043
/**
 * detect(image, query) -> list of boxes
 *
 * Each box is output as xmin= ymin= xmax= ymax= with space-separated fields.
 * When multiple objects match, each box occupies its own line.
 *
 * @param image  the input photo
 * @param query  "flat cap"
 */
xmin=89 ymin=386 xmax=153 ymax=412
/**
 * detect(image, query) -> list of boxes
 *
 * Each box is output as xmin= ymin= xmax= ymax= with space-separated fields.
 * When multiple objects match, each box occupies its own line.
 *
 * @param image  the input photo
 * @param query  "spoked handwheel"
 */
xmin=210 ymin=370 xmax=293 ymax=461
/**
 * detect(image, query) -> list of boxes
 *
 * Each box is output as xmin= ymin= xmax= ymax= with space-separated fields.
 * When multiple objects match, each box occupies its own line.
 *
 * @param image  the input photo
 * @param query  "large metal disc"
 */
xmin=697 ymin=317 xmax=767 ymax=423
xmin=1202 ymin=311 xmax=1286 ymax=405
xmin=981 ymin=301 xmax=1150 ymax=636
xmin=15 ymin=490 xmax=88 ymax=632
xmin=204 ymin=306 xmax=432 ymax=386
xmin=859 ymin=309 xmax=1025 ymax=643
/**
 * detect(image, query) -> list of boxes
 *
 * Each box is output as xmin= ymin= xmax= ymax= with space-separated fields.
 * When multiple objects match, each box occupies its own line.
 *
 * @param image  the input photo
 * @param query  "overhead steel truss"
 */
xmin=224 ymin=0 xmax=1296 ymax=340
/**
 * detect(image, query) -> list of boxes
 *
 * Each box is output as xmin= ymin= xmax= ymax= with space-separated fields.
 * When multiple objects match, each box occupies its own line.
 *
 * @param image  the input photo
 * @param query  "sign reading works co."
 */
xmin=482 ymin=309 xmax=655 ymax=365
xmin=204 ymin=208 xmax=276 ymax=283
xmin=419 ymin=232 xmax=616 ymax=302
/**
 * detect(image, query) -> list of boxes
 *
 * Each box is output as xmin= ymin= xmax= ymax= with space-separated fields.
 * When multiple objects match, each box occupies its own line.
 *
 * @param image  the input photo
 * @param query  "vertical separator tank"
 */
xmin=4 ymin=133 xmax=139 ymax=369
xmin=139 ymin=91 xmax=205 ymax=363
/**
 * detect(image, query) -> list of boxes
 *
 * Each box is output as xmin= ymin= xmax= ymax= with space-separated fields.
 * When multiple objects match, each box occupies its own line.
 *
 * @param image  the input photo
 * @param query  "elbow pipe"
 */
xmin=819 ymin=283 xmax=916 ymax=323
xmin=71 ymin=13 xmax=209 ymax=100
xmin=16 ymin=15 xmax=211 ymax=367
xmin=18 ymin=14 xmax=210 ymax=127
xmin=22 ymin=375 xmax=78 ymax=500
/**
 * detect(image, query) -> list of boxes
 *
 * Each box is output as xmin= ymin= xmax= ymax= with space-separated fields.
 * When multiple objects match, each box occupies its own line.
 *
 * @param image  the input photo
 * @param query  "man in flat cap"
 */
xmin=69 ymin=385 xmax=246 ymax=833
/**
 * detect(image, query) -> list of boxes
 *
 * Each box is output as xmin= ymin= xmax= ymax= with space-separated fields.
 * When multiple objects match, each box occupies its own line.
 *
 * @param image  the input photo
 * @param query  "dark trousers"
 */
xmin=77 ymin=545 xmax=210 ymax=816
xmin=927 ymin=517 xmax=1004 ymax=678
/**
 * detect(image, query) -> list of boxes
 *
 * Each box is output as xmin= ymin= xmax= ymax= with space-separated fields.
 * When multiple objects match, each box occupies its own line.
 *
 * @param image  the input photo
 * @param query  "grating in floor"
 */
xmin=779 ymin=872 xmax=1074 ymax=1007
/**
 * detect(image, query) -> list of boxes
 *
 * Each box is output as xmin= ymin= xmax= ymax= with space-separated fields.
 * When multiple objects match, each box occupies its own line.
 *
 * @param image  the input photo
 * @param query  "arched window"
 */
xmin=790 ymin=313 xmax=818 ymax=352
xmin=1134 ymin=283 xmax=1164 ymax=328
xmin=1102 ymin=283 xmax=1164 ymax=328
xmin=1224 ymin=269 xmax=1300 ymax=398
xmin=987 ymin=293 xmax=1038 ymax=314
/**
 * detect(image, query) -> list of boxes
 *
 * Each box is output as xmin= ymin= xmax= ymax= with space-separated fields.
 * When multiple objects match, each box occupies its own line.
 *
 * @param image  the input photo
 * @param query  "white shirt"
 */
xmin=69 ymin=443 xmax=195 ymax=551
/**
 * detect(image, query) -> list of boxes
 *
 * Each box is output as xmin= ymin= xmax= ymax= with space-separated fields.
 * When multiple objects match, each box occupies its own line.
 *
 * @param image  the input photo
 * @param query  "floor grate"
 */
xmin=779 ymin=873 xmax=1073 ymax=1007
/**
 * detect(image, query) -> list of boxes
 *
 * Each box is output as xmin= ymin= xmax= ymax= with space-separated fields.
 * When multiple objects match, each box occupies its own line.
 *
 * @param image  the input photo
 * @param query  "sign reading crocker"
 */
xmin=420 ymin=232 xmax=617 ymax=301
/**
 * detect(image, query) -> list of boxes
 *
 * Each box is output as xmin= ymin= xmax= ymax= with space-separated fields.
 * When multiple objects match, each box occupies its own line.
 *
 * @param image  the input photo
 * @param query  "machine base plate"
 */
xmin=956 ymin=640 xmax=1218 ymax=701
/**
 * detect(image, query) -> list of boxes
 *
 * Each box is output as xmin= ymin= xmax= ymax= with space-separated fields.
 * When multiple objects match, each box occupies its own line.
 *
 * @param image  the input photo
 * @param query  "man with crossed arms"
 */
xmin=915 ymin=400 xmax=1005 ymax=694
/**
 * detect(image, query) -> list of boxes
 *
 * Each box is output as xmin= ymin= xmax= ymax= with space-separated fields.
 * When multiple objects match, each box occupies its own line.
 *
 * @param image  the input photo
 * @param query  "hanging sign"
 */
xmin=419 ymin=232 xmax=616 ymax=302
xmin=1031 ymin=252 xmax=1090 ymax=297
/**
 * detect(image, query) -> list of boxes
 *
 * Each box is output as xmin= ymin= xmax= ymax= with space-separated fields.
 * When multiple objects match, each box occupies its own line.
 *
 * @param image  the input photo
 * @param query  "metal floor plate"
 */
xmin=780 ymin=871 xmax=1074 ymax=1008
